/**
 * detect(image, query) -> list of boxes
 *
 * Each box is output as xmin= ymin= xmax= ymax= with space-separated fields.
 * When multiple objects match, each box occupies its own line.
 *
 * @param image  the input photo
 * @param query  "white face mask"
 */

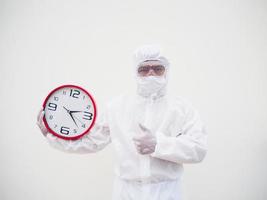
xmin=136 ymin=76 xmax=167 ymax=98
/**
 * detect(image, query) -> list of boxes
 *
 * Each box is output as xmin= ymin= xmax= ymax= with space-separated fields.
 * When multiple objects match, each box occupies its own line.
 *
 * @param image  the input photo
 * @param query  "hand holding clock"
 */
xmin=37 ymin=109 xmax=48 ymax=136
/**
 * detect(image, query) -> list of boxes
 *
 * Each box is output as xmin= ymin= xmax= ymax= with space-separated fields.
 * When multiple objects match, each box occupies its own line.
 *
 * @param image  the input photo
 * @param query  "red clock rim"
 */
xmin=42 ymin=84 xmax=97 ymax=140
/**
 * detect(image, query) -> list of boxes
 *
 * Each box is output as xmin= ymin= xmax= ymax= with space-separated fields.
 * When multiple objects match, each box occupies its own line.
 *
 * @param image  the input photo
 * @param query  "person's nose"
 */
xmin=147 ymin=69 xmax=156 ymax=76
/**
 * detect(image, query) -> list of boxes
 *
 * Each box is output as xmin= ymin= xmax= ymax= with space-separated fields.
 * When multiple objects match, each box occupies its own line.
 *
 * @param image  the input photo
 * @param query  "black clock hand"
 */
xmin=64 ymin=107 xmax=82 ymax=114
xmin=69 ymin=110 xmax=84 ymax=126
xmin=63 ymin=106 xmax=70 ymax=112
xmin=72 ymin=114 xmax=84 ymax=125
xmin=69 ymin=112 xmax=78 ymax=127
xmin=63 ymin=106 xmax=78 ymax=127
xmin=69 ymin=110 xmax=82 ymax=114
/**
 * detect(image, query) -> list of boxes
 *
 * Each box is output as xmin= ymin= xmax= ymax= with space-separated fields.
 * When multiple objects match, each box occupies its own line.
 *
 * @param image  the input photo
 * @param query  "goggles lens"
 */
xmin=138 ymin=65 xmax=165 ymax=76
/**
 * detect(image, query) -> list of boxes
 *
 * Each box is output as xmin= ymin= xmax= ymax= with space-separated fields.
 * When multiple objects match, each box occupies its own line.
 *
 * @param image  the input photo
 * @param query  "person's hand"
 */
xmin=132 ymin=123 xmax=157 ymax=155
xmin=36 ymin=108 xmax=48 ymax=136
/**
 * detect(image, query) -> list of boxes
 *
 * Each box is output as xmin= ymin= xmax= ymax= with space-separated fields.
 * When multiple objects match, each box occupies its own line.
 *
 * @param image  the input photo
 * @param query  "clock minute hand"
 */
xmin=69 ymin=112 xmax=78 ymax=127
xmin=72 ymin=115 xmax=85 ymax=125
xmin=63 ymin=106 xmax=78 ymax=127
xmin=69 ymin=110 xmax=85 ymax=125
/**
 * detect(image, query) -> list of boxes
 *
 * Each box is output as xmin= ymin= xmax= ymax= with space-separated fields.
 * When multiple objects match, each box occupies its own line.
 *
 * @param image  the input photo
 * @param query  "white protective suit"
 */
xmin=41 ymin=45 xmax=207 ymax=200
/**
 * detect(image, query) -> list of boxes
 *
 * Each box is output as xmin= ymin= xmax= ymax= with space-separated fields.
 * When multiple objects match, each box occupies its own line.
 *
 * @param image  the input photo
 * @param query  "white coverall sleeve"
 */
xmin=151 ymin=104 xmax=207 ymax=164
xmin=45 ymin=110 xmax=111 ymax=154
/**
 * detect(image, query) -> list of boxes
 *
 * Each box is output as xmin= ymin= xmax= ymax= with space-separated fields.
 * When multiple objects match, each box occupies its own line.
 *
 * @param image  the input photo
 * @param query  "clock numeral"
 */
xmin=63 ymin=91 xmax=66 ymax=95
xmin=54 ymin=96 xmax=59 ymax=101
xmin=48 ymin=103 xmax=57 ymax=111
xmin=83 ymin=111 xmax=93 ymax=120
xmin=70 ymin=89 xmax=80 ymax=99
xmin=54 ymin=124 xmax=58 ymax=128
xmin=60 ymin=126 xmax=70 ymax=135
xmin=82 ymin=124 xmax=86 ymax=128
xmin=83 ymin=95 xmax=86 ymax=100
xmin=49 ymin=115 xmax=53 ymax=120
xmin=73 ymin=129 xmax=77 ymax=133
xmin=86 ymin=105 xmax=91 ymax=110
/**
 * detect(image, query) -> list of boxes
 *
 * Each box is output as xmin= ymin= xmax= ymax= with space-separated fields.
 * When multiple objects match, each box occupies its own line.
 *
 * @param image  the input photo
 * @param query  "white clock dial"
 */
xmin=43 ymin=85 xmax=97 ymax=140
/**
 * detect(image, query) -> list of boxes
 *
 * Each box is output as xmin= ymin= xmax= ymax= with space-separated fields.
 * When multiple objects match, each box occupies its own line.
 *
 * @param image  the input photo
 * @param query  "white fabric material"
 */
xmin=112 ymin=176 xmax=182 ymax=200
xmin=38 ymin=45 xmax=207 ymax=200
xmin=133 ymin=45 xmax=170 ymax=70
xmin=136 ymin=75 xmax=167 ymax=98
xmin=45 ymin=107 xmax=111 ymax=154
xmin=134 ymin=45 xmax=169 ymax=98
xmin=43 ymin=94 xmax=207 ymax=199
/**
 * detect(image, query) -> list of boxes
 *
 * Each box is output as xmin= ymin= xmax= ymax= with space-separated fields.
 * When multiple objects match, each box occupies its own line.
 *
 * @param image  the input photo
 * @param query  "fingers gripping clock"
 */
xmin=42 ymin=85 xmax=97 ymax=140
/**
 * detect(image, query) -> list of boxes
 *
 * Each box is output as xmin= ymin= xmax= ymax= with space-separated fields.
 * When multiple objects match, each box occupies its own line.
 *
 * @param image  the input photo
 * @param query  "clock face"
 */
xmin=42 ymin=85 xmax=97 ymax=140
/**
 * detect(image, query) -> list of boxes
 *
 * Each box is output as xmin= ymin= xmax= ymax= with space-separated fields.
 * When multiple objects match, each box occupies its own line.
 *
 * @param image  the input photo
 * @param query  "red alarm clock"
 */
xmin=42 ymin=85 xmax=97 ymax=140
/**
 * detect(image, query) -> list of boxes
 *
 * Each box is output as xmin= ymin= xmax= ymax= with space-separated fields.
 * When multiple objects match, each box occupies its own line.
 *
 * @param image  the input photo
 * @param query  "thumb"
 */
xmin=37 ymin=108 xmax=45 ymax=125
xmin=138 ymin=123 xmax=150 ymax=133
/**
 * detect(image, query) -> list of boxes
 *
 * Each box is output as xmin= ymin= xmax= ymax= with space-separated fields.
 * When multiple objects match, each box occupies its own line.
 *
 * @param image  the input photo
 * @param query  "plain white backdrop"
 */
xmin=0 ymin=0 xmax=266 ymax=199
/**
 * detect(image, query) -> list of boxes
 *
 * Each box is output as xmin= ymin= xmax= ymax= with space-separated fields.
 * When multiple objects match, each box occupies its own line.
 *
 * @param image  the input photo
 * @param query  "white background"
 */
xmin=0 ymin=0 xmax=266 ymax=200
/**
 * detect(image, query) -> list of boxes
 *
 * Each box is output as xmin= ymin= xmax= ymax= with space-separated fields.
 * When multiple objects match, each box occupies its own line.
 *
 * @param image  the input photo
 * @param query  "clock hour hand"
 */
xmin=69 ymin=110 xmax=85 ymax=125
xmin=69 ymin=110 xmax=82 ymax=114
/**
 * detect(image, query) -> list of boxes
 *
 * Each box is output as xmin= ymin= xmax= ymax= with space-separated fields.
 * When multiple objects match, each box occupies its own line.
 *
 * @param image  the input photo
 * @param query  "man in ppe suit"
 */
xmin=37 ymin=45 xmax=207 ymax=200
